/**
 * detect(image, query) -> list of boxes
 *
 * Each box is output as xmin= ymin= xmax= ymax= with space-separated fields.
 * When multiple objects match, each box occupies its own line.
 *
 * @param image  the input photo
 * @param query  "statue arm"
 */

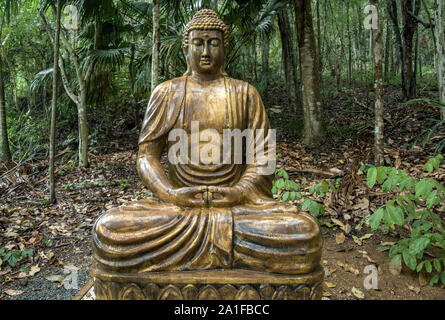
xmin=234 ymin=84 xmax=275 ymax=205
xmin=137 ymin=139 xmax=174 ymax=202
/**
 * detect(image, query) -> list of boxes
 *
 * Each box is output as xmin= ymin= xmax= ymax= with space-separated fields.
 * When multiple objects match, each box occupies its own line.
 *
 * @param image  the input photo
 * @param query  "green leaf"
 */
xmin=271 ymin=186 xmax=278 ymax=195
xmin=376 ymin=167 xmax=387 ymax=184
xmin=8 ymin=255 xmax=17 ymax=267
xmin=426 ymin=190 xmax=438 ymax=209
xmin=440 ymin=271 xmax=445 ymax=285
xmin=386 ymin=205 xmax=404 ymax=226
xmin=433 ymin=259 xmax=442 ymax=272
xmin=429 ymin=274 xmax=439 ymax=286
xmin=370 ymin=207 xmax=384 ymax=230
xmin=409 ymin=237 xmax=430 ymax=255
xmin=290 ymin=191 xmax=296 ymax=201
xmin=416 ymin=261 xmax=424 ymax=272
xmin=415 ymin=179 xmax=433 ymax=199
xmin=402 ymin=250 xmax=417 ymax=271
xmin=282 ymin=191 xmax=290 ymax=202
xmin=367 ymin=167 xmax=377 ymax=188
xmin=425 ymin=260 xmax=432 ymax=273
xmin=276 ymin=178 xmax=285 ymax=190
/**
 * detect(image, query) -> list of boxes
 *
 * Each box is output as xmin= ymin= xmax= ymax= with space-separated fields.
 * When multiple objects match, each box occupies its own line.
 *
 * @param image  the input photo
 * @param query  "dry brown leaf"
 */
xmin=389 ymin=259 xmax=402 ymax=276
xmin=408 ymin=285 xmax=420 ymax=294
xmin=4 ymin=289 xmax=23 ymax=296
xmin=325 ymin=282 xmax=337 ymax=288
xmin=335 ymin=232 xmax=345 ymax=244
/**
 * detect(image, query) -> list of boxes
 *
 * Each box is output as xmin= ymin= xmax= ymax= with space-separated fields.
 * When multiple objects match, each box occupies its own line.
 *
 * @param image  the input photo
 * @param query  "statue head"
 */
xmin=182 ymin=9 xmax=229 ymax=77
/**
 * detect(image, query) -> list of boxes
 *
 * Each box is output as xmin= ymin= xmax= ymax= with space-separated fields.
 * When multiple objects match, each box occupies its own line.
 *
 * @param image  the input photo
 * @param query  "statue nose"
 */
xmin=202 ymin=43 xmax=210 ymax=57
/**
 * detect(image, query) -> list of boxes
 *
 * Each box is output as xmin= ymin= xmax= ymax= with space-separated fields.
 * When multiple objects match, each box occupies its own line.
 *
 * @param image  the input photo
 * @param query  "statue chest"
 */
xmin=181 ymin=82 xmax=230 ymax=133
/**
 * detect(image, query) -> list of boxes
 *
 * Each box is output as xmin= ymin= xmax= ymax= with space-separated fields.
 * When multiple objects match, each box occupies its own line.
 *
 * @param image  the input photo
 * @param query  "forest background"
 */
xmin=0 ymin=0 xmax=444 ymax=300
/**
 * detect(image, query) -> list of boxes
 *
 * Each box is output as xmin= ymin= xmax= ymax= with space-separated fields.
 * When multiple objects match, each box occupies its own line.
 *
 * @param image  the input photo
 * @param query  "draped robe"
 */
xmin=93 ymin=76 xmax=322 ymax=274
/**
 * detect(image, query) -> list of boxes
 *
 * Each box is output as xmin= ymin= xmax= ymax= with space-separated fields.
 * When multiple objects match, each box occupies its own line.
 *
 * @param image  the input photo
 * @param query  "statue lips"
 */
xmin=200 ymin=58 xmax=211 ymax=66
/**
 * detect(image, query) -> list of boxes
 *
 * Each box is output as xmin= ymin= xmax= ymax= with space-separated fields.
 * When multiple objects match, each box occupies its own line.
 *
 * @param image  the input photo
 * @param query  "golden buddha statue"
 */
xmin=92 ymin=9 xmax=322 ymax=278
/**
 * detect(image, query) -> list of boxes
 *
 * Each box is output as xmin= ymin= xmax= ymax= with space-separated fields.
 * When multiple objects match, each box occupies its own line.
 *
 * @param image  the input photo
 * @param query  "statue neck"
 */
xmin=190 ymin=71 xmax=223 ymax=82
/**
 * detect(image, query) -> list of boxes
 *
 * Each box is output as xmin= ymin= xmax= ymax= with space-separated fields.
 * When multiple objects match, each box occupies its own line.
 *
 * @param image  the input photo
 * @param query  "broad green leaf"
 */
xmin=402 ymin=250 xmax=417 ymax=271
xmin=415 ymin=179 xmax=433 ymax=199
xmin=376 ymin=167 xmax=387 ymax=184
xmin=426 ymin=190 xmax=438 ymax=209
xmin=370 ymin=208 xmax=384 ymax=230
xmin=367 ymin=167 xmax=377 ymax=188
xmin=386 ymin=205 xmax=404 ymax=226
xmin=409 ymin=237 xmax=430 ymax=255
xmin=441 ymin=271 xmax=445 ymax=285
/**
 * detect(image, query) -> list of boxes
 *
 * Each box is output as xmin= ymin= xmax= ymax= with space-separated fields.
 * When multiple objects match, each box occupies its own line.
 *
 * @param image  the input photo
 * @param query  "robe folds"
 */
xmin=93 ymin=76 xmax=322 ymax=274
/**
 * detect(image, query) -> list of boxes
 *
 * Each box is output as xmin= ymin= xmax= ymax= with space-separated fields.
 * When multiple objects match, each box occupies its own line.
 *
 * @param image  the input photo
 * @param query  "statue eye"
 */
xmin=210 ymin=39 xmax=220 ymax=46
xmin=192 ymin=39 xmax=203 ymax=46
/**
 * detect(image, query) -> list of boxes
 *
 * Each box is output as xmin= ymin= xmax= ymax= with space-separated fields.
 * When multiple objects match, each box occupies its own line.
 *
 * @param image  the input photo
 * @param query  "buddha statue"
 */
xmin=92 ymin=9 xmax=322 ymax=278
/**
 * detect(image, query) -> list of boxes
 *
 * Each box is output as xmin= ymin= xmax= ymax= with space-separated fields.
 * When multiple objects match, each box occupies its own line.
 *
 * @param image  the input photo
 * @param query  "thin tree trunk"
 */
xmin=151 ymin=0 xmax=160 ymax=92
xmin=293 ymin=0 xmax=323 ymax=144
xmin=372 ymin=0 xmax=384 ymax=166
xmin=49 ymin=0 xmax=62 ymax=204
xmin=261 ymin=33 xmax=270 ymax=89
xmin=434 ymin=0 xmax=445 ymax=119
xmin=384 ymin=19 xmax=391 ymax=83
xmin=347 ymin=0 xmax=352 ymax=85
xmin=278 ymin=7 xmax=298 ymax=113
xmin=388 ymin=0 xmax=406 ymax=96
xmin=0 ymin=13 xmax=10 ymax=163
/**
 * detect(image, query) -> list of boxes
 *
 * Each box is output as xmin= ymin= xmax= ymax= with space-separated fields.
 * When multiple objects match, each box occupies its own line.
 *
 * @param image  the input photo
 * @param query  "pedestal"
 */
xmin=90 ymin=263 xmax=324 ymax=300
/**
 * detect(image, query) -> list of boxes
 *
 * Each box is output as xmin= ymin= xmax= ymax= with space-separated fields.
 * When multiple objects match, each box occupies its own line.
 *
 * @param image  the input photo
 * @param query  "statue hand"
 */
xmin=207 ymin=186 xmax=242 ymax=207
xmin=169 ymin=186 xmax=207 ymax=207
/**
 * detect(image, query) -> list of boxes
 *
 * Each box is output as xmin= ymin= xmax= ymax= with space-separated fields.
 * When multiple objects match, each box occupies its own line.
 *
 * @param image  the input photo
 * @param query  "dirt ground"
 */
xmin=0 ymin=85 xmax=444 ymax=300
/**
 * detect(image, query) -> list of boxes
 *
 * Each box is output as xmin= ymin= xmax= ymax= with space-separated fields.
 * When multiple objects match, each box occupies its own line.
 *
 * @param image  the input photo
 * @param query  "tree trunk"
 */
xmin=0 ymin=10 xmax=10 ymax=164
xmin=0 ymin=51 xmax=10 ymax=163
xmin=151 ymin=0 xmax=160 ymax=92
xmin=384 ymin=19 xmax=391 ymax=83
xmin=49 ymin=0 xmax=62 ymax=204
xmin=293 ymin=0 xmax=323 ymax=144
xmin=434 ymin=0 xmax=445 ymax=119
xmin=78 ymin=87 xmax=88 ymax=167
xmin=387 ymin=0 xmax=406 ymax=96
xmin=347 ymin=0 xmax=352 ymax=85
xmin=278 ymin=7 xmax=299 ymax=113
xmin=261 ymin=33 xmax=270 ymax=89
xmin=371 ymin=0 xmax=384 ymax=166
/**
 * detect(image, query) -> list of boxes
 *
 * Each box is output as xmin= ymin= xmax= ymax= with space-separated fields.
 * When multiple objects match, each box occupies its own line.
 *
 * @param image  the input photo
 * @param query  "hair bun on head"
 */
xmin=182 ymin=9 xmax=229 ymax=51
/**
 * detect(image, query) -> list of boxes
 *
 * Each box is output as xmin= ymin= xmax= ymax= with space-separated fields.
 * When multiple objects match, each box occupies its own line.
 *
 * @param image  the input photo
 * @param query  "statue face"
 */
xmin=188 ymin=30 xmax=225 ymax=76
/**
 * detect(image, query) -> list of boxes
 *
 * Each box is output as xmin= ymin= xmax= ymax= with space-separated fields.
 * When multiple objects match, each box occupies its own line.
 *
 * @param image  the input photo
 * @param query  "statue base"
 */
xmin=90 ymin=263 xmax=324 ymax=300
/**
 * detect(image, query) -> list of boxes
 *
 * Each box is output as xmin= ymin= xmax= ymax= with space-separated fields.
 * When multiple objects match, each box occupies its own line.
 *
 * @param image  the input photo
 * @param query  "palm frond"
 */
xmin=29 ymin=68 xmax=53 ymax=94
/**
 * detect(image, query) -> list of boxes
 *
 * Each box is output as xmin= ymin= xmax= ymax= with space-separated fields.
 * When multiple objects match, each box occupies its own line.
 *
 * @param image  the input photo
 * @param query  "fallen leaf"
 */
xmin=352 ymin=235 xmax=362 ymax=246
xmin=335 ymin=232 xmax=345 ymax=244
xmin=46 ymin=275 xmax=65 ymax=283
xmin=351 ymin=287 xmax=365 ymax=299
xmin=419 ymin=272 xmax=428 ymax=286
xmin=325 ymin=282 xmax=337 ymax=288
xmin=4 ymin=289 xmax=23 ymax=296
xmin=29 ymin=265 xmax=40 ymax=276
xmin=408 ymin=285 xmax=420 ymax=294
xmin=360 ymin=233 xmax=373 ymax=241
xmin=322 ymin=291 xmax=332 ymax=297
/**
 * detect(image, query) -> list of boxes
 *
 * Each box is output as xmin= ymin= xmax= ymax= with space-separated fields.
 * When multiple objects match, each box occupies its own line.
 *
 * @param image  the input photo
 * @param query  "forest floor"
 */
xmin=0 ymin=83 xmax=444 ymax=300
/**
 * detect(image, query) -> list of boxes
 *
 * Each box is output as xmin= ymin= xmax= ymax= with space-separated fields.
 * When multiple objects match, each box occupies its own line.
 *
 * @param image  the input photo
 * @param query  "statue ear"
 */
xmin=182 ymin=45 xmax=192 ymax=76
